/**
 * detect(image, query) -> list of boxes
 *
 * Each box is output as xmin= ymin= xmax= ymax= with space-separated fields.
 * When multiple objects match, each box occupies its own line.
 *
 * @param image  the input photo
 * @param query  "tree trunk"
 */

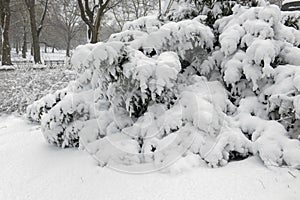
xmin=0 ymin=31 xmax=2 ymax=56
xmin=31 ymin=44 xmax=34 ymax=56
xmin=52 ymin=46 xmax=55 ymax=53
xmin=25 ymin=0 xmax=47 ymax=64
xmin=22 ymin=29 xmax=27 ymax=59
xmin=66 ymin=35 xmax=71 ymax=57
xmin=28 ymin=4 xmax=41 ymax=63
xmin=2 ymin=0 xmax=12 ymax=66
xmin=31 ymin=26 xmax=41 ymax=63
xmin=158 ymin=0 xmax=162 ymax=17
xmin=44 ymin=43 xmax=47 ymax=53
xmin=90 ymin=27 xmax=98 ymax=43
xmin=78 ymin=0 xmax=111 ymax=44
xmin=16 ymin=40 xmax=19 ymax=54
xmin=0 ymin=1 xmax=3 ymax=57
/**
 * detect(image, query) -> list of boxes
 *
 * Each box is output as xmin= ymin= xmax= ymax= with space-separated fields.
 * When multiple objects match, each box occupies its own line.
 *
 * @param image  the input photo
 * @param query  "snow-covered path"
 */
xmin=0 ymin=115 xmax=299 ymax=200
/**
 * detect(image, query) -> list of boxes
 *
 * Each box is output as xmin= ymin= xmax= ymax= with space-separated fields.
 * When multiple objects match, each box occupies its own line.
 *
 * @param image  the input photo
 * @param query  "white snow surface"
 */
xmin=0 ymin=115 xmax=300 ymax=200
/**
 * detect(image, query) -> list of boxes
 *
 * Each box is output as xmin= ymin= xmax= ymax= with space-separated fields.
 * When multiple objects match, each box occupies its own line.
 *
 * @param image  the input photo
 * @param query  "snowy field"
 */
xmin=0 ymin=115 xmax=299 ymax=200
xmin=0 ymin=66 xmax=75 ymax=113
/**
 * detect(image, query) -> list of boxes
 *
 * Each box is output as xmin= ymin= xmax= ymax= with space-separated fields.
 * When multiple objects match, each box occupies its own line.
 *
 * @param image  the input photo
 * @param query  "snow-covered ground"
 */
xmin=11 ymin=50 xmax=67 ymax=62
xmin=0 ymin=115 xmax=299 ymax=200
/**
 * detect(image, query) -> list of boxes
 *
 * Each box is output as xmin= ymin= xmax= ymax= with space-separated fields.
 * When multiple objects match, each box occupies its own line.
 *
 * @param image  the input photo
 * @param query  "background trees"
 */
xmin=0 ymin=0 xmax=12 ymax=65
xmin=49 ymin=0 xmax=83 ymax=57
xmin=10 ymin=0 xmax=30 ymax=58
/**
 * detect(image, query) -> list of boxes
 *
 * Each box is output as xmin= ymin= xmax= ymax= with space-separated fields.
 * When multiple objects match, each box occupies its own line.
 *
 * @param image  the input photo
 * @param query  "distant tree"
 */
xmin=24 ymin=0 xmax=48 ymax=63
xmin=0 ymin=0 xmax=12 ymax=65
xmin=21 ymin=25 xmax=28 ymax=58
xmin=49 ymin=0 xmax=82 ymax=57
xmin=10 ymin=0 xmax=30 ymax=59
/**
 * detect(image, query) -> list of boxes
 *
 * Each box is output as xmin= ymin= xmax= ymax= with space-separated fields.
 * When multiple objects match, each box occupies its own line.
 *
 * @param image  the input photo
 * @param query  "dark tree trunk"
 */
xmin=158 ymin=0 xmax=162 ymax=17
xmin=77 ymin=0 xmax=110 ymax=43
xmin=90 ymin=27 xmax=99 ymax=43
xmin=0 ymin=1 xmax=3 ymax=56
xmin=1 ymin=0 xmax=12 ymax=66
xmin=16 ymin=40 xmax=19 ymax=54
xmin=22 ymin=28 xmax=27 ymax=58
xmin=31 ymin=44 xmax=33 ymax=56
xmin=52 ymin=46 xmax=55 ymax=53
xmin=66 ymin=38 xmax=71 ymax=57
xmin=25 ymin=0 xmax=48 ymax=64
xmin=28 ymin=4 xmax=41 ymax=63
xmin=0 ymin=32 xmax=2 ymax=56
xmin=44 ymin=43 xmax=47 ymax=53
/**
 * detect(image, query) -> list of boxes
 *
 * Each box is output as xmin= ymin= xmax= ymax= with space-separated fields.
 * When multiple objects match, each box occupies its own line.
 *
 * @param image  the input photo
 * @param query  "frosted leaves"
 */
xmin=78 ymin=77 xmax=225 ymax=173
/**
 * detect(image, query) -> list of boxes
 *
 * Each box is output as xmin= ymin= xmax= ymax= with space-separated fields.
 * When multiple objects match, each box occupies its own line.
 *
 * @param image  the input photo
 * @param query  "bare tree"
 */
xmin=10 ymin=0 xmax=30 ymax=59
xmin=50 ymin=0 xmax=82 ymax=57
xmin=24 ymin=0 xmax=48 ymax=63
xmin=77 ymin=0 xmax=121 ymax=43
xmin=0 ymin=0 xmax=12 ymax=65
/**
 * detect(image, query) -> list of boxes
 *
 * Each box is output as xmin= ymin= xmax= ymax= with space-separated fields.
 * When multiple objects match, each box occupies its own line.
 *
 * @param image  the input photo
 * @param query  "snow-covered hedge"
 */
xmin=199 ymin=4 xmax=300 ymax=168
xmin=281 ymin=11 xmax=300 ymax=30
xmin=28 ymin=3 xmax=300 ymax=171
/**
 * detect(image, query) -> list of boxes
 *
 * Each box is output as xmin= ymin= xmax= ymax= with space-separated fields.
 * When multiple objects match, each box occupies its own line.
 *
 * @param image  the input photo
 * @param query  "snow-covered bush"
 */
xmin=28 ymin=2 xmax=300 ymax=171
xmin=162 ymin=0 xmax=259 ymax=26
xmin=281 ymin=11 xmax=300 ymax=30
xmin=110 ymin=17 xmax=213 ymax=60
xmin=27 ymin=89 xmax=68 ymax=122
xmin=199 ymin=4 xmax=300 ymax=167
xmin=215 ymin=4 xmax=300 ymax=132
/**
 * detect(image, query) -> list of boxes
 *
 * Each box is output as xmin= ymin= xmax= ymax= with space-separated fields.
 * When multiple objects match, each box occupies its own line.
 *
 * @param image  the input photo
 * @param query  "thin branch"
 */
xmin=84 ymin=0 xmax=94 ymax=21
xmin=37 ymin=0 xmax=48 ymax=36
xmin=78 ymin=0 xmax=93 ymax=31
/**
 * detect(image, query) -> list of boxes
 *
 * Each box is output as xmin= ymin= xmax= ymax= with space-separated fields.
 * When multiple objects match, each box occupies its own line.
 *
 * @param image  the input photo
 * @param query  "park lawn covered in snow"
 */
xmin=0 ymin=115 xmax=299 ymax=200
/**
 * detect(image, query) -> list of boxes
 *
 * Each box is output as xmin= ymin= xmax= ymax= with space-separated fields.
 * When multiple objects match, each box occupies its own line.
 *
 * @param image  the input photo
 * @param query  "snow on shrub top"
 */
xmin=122 ymin=16 xmax=162 ymax=33
xmin=211 ymin=4 xmax=300 ymax=89
xmin=109 ymin=17 xmax=214 ymax=59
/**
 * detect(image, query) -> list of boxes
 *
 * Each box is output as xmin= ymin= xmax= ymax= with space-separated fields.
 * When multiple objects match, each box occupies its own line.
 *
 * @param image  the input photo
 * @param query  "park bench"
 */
xmin=44 ymin=60 xmax=65 ymax=66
